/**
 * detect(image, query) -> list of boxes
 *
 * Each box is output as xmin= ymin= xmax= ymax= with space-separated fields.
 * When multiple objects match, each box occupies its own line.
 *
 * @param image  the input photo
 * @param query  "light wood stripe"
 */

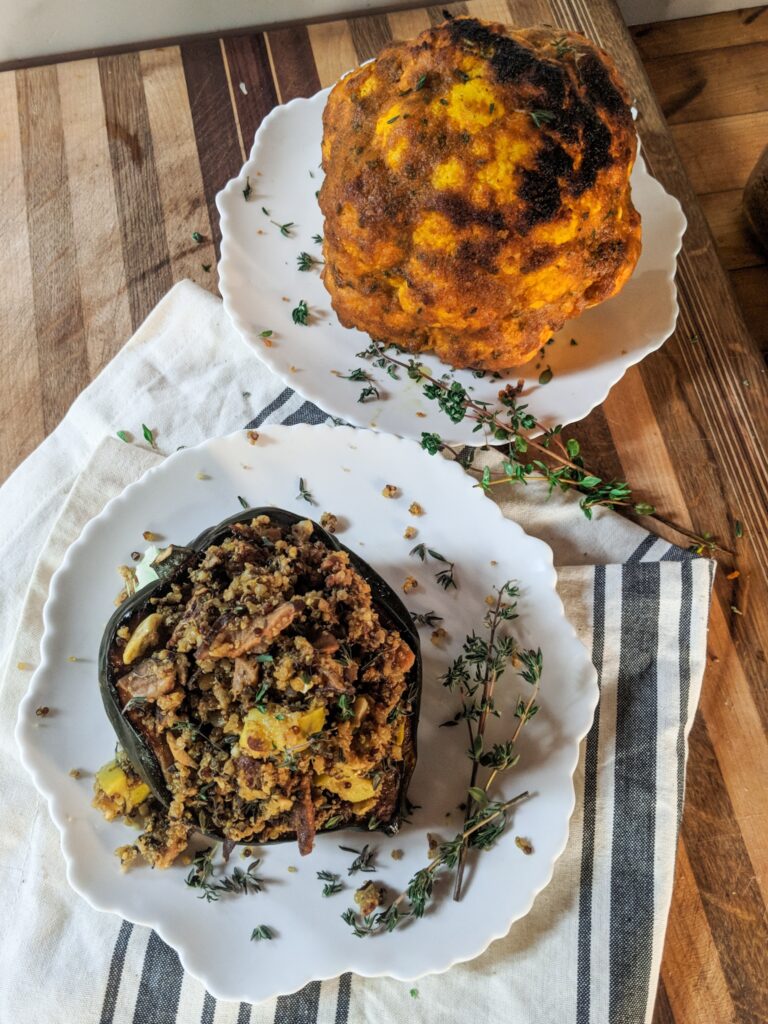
xmin=16 ymin=65 xmax=89 ymax=435
xmin=0 ymin=70 xmax=42 ymax=483
xmin=308 ymin=21 xmax=359 ymax=88
xmin=139 ymin=46 xmax=216 ymax=293
xmin=670 ymin=111 xmax=768 ymax=195
xmin=386 ymin=8 xmax=432 ymax=42
xmin=57 ymin=58 xmax=133 ymax=376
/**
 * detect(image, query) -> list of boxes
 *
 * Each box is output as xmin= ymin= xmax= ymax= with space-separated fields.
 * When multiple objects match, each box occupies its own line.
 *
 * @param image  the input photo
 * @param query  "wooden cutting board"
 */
xmin=1 ymin=2 xmax=767 ymax=1021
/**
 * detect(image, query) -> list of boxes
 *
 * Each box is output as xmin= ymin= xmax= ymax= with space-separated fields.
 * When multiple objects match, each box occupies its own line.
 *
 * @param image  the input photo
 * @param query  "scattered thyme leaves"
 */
xmin=296 ymin=477 xmax=316 ymax=504
xmin=292 ymin=299 xmax=309 ymax=326
xmin=116 ymin=430 xmax=130 ymax=443
xmin=271 ymin=220 xmax=294 ymax=236
xmin=529 ymin=109 xmax=556 ymax=128
xmin=297 ymin=251 xmax=322 ymax=272
xmin=317 ymin=870 xmax=344 ymax=896
xmin=340 ymin=844 xmax=377 ymax=876
xmin=242 ymin=177 xmax=252 ymax=201
xmin=312 ymin=233 xmax=323 ymax=244
xmin=237 ymin=495 xmax=249 ymax=509
xmin=142 ymin=424 xmax=157 ymax=449
xmin=250 ymin=925 xmax=273 ymax=941
xmin=358 ymin=384 xmax=380 ymax=403
xmin=410 ymin=609 xmax=443 ymax=628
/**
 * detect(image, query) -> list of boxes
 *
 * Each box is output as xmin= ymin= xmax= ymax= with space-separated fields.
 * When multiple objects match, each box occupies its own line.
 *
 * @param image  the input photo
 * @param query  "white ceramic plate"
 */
xmin=17 ymin=425 xmax=597 ymax=1002
xmin=217 ymin=86 xmax=686 ymax=446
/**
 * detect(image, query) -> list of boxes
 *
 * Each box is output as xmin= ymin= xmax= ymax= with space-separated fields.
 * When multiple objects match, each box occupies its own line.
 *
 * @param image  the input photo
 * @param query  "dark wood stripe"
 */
xmin=222 ymin=34 xmax=279 ymax=151
xmin=683 ymin=714 xmax=768 ymax=1023
xmin=571 ymin=402 xmax=629 ymax=487
xmin=349 ymin=14 xmax=393 ymax=62
xmin=265 ymin=25 xmax=321 ymax=101
xmin=98 ymin=53 xmax=173 ymax=330
xmin=181 ymin=38 xmax=243 ymax=253
xmin=15 ymin=65 xmax=89 ymax=435
xmin=427 ymin=3 xmax=469 ymax=24
xmin=652 ymin=978 xmax=676 ymax=1024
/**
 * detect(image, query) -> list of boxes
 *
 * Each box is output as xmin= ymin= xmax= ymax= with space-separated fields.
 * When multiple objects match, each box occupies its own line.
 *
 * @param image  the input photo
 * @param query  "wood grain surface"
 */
xmin=1 ymin=3 xmax=767 ymax=1022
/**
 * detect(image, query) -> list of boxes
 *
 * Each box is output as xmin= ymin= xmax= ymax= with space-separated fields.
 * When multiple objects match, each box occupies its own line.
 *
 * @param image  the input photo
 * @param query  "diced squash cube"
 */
xmin=240 ymin=705 xmax=326 ymax=759
xmin=94 ymin=760 xmax=150 ymax=815
xmin=316 ymin=766 xmax=376 ymax=803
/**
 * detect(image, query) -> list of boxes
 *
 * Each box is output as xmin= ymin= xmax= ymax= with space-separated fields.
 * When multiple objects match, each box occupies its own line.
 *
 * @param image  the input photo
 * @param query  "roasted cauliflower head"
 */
xmin=319 ymin=18 xmax=641 ymax=370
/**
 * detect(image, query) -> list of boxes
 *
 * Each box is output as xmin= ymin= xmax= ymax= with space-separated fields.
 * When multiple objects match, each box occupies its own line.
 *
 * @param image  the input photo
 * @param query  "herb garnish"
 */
xmin=123 ymin=695 xmax=148 ymax=714
xmin=186 ymin=847 xmax=265 ymax=902
xmin=538 ymin=367 xmax=553 ymax=385
xmin=340 ymin=843 xmax=376 ymax=875
xmin=553 ymin=36 xmax=575 ymax=58
xmin=338 ymin=367 xmax=370 ymax=382
xmin=250 ymin=925 xmax=273 ymax=941
xmin=410 ymin=610 xmax=443 ymax=628
xmin=358 ymin=384 xmax=380 ymax=404
xmin=192 ymin=231 xmax=203 ymax=243
xmin=317 ymin=870 xmax=343 ymax=896
xmin=337 ymin=694 xmax=355 ymax=721
xmin=142 ymin=424 xmax=157 ymax=449
xmin=116 ymin=430 xmax=130 ymax=443
xmin=237 ymin=495 xmax=249 ymax=509
xmin=202 ymin=263 xmax=211 ymax=273
xmin=271 ymin=220 xmax=294 ymax=237
xmin=312 ymin=233 xmax=323 ymax=244
xmin=242 ymin=177 xmax=252 ymax=201
xmin=296 ymin=477 xmax=316 ymax=504
xmin=292 ymin=299 xmax=309 ymax=325
xmin=297 ymin=251 xmax=322 ymax=271
xmin=259 ymin=329 xmax=273 ymax=339
xmin=409 ymin=543 xmax=457 ymax=590
xmin=415 ymin=74 xmax=427 ymax=91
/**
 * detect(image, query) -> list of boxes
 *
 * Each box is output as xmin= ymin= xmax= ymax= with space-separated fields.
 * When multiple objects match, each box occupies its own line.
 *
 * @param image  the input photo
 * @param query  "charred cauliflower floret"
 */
xmin=319 ymin=17 xmax=641 ymax=370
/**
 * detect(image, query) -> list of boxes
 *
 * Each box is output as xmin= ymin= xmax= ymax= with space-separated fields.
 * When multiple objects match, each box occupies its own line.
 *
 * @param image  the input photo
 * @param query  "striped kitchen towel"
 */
xmin=0 ymin=282 xmax=713 ymax=1024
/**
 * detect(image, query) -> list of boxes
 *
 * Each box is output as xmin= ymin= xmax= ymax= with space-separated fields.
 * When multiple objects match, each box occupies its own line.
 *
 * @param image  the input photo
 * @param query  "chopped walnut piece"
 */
xmin=354 ymin=881 xmax=384 ymax=917
xmin=408 ymin=502 xmax=424 ymax=516
xmin=320 ymin=512 xmax=339 ymax=534
xmin=402 ymin=576 xmax=418 ymax=594
xmin=381 ymin=484 xmax=399 ymax=499
xmin=403 ymin=526 xmax=417 ymax=540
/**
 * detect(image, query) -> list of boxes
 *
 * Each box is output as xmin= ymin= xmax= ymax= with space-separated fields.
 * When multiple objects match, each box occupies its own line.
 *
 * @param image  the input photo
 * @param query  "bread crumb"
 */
xmin=726 ymin=570 xmax=740 ymax=580
xmin=287 ymin=865 xmax=298 ymax=873
xmin=262 ymin=336 xmax=273 ymax=347
xmin=408 ymin=502 xmax=424 ymax=516
xmin=354 ymin=881 xmax=384 ymax=916
xmin=67 ymin=655 xmax=78 ymax=662
xmin=391 ymin=848 xmax=404 ymax=860
xmin=403 ymin=576 xmax=418 ymax=594
xmin=320 ymin=512 xmax=338 ymax=534
xmin=290 ymin=365 xmax=298 ymax=373
xmin=415 ymin=411 xmax=427 ymax=418
xmin=69 ymin=768 xmax=82 ymax=779
xmin=35 ymin=706 xmax=50 ymax=717
xmin=196 ymin=471 xmax=209 ymax=481
xmin=430 ymin=627 xmax=447 ymax=646
xmin=381 ymin=484 xmax=399 ymax=498
xmin=247 ymin=430 xmax=259 ymax=445
xmin=142 ymin=530 xmax=161 ymax=542
xmin=485 ymin=595 xmax=496 ymax=606
xmin=17 ymin=661 xmax=31 ymax=671
xmin=403 ymin=526 xmax=417 ymax=540
xmin=490 ymin=559 xmax=498 ymax=566
xmin=515 ymin=836 xmax=534 ymax=855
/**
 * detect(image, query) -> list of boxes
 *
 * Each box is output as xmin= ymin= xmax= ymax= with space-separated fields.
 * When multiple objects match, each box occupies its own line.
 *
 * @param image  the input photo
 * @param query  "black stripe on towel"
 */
xmin=575 ymin=565 xmax=606 ymax=1024
xmin=245 ymin=388 xmax=294 ymax=429
xmin=99 ymin=919 xmax=134 ymax=1024
xmin=626 ymin=534 xmax=657 ymax=563
xmin=676 ymin=559 xmax=693 ymax=829
xmin=274 ymin=981 xmax=322 ymax=1024
xmin=281 ymin=400 xmax=328 ymax=426
xmin=237 ymin=1002 xmax=251 ymax=1023
xmin=335 ymin=973 xmax=352 ymax=1024
xmin=609 ymin=563 xmax=660 ymax=1024
xmin=132 ymin=931 xmax=184 ymax=1024
xmin=200 ymin=992 xmax=216 ymax=1024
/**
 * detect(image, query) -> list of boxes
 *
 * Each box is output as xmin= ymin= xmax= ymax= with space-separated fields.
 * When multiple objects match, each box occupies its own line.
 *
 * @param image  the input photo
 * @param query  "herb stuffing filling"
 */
xmin=95 ymin=515 xmax=417 ymax=866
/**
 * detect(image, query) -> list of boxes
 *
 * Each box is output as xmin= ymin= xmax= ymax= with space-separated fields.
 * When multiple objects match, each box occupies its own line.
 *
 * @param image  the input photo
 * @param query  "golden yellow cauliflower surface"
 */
xmin=319 ymin=18 xmax=641 ymax=370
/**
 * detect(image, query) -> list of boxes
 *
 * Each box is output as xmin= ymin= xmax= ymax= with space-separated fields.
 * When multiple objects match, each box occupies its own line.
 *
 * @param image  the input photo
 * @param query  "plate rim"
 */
xmin=216 ymin=83 xmax=687 ymax=446
xmin=16 ymin=424 xmax=599 ymax=1001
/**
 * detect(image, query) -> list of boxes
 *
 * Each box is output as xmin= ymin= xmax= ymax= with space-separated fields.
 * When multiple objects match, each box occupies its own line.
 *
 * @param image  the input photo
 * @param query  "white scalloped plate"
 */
xmin=217 ymin=86 xmax=686 ymax=446
xmin=17 ymin=426 xmax=597 ymax=1003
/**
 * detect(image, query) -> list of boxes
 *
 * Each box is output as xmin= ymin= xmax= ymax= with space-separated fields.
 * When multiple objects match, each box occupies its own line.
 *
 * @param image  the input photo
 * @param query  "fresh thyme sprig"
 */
xmin=340 ymin=843 xmax=377 ymax=876
xmin=409 ymin=543 xmax=457 ymax=590
xmin=446 ymin=582 xmax=542 ymax=899
xmin=341 ymin=791 xmax=528 ymax=936
xmin=355 ymin=342 xmax=721 ymax=551
xmin=271 ymin=220 xmax=295 ymax=237
xmin=410 ymin=610 xmax=443 ymax=628
xmin=185 ymin=847 xmax=265 ymax=902
xmin=358 ymin=384 xmax=380 ymax=404
xmin=292 ymin=299 xmax=309 ymax=325
xmin=296 ymin=477 xmax=316 ymax=504
xmin=250 ymin=925 xmax=273 ymax=941
xmin=297 ymin=251 xmax=323 ymax=271
xmin=317 ymin=870 xmax=343 ymax=896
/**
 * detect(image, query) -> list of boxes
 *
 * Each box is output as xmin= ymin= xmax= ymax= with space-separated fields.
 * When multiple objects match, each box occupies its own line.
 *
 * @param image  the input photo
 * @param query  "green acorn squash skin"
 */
xmin=98 ymin=507 xmax=422 ymax=845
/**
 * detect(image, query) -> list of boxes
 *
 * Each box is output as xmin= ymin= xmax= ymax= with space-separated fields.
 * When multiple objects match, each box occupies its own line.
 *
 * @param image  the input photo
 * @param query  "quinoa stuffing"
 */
xmin=381 ymin=485 xmax=399 ymax=498
xmin=408 ymin=502 xmax=424 ymax=516
xmin=320 ymin=512 xmax=339 ymax=534
xmin=96 ymin=514 xmax=418 ymax=866
xmin=402 ymin=577 xmax=418 ymax=594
